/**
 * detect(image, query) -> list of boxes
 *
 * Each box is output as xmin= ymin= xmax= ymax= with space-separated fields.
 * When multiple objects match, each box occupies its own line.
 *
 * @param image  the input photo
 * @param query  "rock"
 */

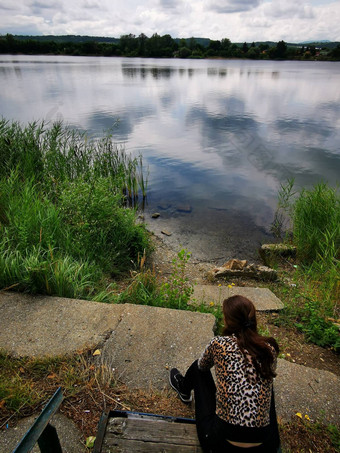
xmin=208 ymin=262 xmax=277 ymax=281
xmin=259 ymin=243 xmax=296 ymax=264
xmin=157 ymin=203 xmax=172 ymax=210
xmin=161 ymin=230 xmax=172 ymax=236
xmin=151 ymin=212 xmax=160 ymax=218
xmin=222 ymin=259 xmax=248 ymax=270
xmin=177 ymin=204 xmax=192 ymax=213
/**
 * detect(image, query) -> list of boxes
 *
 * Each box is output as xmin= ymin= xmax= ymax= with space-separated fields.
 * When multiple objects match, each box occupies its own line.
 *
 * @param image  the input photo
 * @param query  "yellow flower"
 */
xmin=305 ymin=414 xmax=310 ymax=421
xmin=209 ymin=301 xmax=214 ymax=307
xmin=218 ymin=284 xmax=222 ymax=287
xmin=295 ymin=412 xmax=302 ymax=419
xmin=228 ymin=284 xmax=232 ymax=288
xmin=231 ymin=283 xmax=235 ymax=286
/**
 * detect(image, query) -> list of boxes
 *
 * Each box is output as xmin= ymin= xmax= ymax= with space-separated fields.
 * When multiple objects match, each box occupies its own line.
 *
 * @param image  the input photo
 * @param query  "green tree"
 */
xmin=178 ymin=46 xmax=191 ymax=58
xmin=275 ymin=40 xmax=287 ymax=58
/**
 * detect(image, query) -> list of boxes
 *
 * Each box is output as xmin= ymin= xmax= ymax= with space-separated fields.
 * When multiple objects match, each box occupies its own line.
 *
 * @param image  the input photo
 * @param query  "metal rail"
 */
xmin=13 ymin=387 xmax=63 ymax=453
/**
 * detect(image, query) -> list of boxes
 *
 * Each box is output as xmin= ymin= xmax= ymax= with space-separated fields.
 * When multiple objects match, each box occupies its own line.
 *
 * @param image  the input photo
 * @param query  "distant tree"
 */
xmin=119 ymin=34 xmax=138 ymax=55
xmin=251 ymin=42 xmax=256 ymax=48
xmin=178 ymin=46 xmax=191 ymax=58
xmin=259 ymin=43 xmax=269 ymax=52
xmin=208 ymin=40 xmax=221 ymax=52
xmin=188 ymin=37 xmax=197 ymax=50
xmin=220 ymin=38 xmax=231 ymax=57
xmin=230 ymin=43 xmax=242 ymax=57
xmin=137 ymin=33 xmax=148 ymax=56
xmin=275 ymin=40 xmax=287 ymax=58
xmin=331 ymin=44 xmax=340 ymax=59
xmin=221 ymin=38 xmax=231 ymax=49
xmin=179 ymin=38 xmax=187 ymax=48
xmin=247 ymin=47 xmax=260 ymax=59
xmin=242 ymin=42 xmax=249 ymax=53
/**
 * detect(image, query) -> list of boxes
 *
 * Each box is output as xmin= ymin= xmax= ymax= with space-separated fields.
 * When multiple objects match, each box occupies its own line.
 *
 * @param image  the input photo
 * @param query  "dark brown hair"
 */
xmin=222 ymin=295 xmax=279 ymax=380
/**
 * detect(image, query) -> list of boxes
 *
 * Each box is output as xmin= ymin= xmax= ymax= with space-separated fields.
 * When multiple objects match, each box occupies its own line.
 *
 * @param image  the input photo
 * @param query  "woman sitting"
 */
xmin=169 ymin=295 xmax=281 ymax=452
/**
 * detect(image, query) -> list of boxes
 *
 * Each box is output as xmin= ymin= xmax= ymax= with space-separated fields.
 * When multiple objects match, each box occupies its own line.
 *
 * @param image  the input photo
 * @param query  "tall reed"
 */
xmin=0 ymin=119 xmax=148 ymax=200
xmin=0 ymin=120 xmax=151 ymax=297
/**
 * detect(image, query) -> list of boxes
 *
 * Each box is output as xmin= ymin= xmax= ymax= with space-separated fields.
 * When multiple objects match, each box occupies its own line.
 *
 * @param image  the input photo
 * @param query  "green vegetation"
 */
xmin=272 ymin=181 xmax=340 ymax=350
xmin=0 ymin=120 xmax=150 ymax=298
xmin=1 ymin=33 xmax=340 ymax=61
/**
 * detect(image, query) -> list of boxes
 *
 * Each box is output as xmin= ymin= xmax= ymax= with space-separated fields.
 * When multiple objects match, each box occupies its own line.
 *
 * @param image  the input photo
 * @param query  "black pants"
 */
xmin=183 ymin=360 xmax=281 ymax=453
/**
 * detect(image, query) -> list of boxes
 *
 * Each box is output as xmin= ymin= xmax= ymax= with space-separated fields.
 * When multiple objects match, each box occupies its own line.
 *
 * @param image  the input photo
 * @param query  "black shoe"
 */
xmin=169 ymin=368 xmax=192 ymax=403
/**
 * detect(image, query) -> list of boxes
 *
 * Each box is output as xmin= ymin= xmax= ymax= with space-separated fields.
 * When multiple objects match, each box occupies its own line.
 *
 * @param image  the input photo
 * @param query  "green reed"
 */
xmin=0 ymin=119 xmax=151 ymax=297
xmin=0 ymin=119 xmax=148 ymax=200
xmin=273 ymin=181 xmax=340 ymax=350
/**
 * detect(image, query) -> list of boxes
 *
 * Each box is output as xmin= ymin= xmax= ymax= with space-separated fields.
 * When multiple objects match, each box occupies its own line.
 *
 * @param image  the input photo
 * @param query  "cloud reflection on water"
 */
xmin=1 ymin=56 xmax=339 ymax=259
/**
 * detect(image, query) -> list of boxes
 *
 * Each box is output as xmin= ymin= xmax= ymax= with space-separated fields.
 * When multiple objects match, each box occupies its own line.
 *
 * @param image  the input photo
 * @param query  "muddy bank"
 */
xmin=144 ymin=205 xmax=273 ymax=263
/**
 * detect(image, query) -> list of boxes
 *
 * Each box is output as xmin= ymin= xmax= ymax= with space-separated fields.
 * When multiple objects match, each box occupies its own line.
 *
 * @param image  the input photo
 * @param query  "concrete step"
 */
xmin=0 ymin=291 xmax=338 ymax=427
xmin=192 ymin=285 xmax=284 ymax=311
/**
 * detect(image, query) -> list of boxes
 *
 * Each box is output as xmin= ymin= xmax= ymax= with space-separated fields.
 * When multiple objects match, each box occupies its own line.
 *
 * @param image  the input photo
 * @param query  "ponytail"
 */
xmin=222 ymin=296 xmax=279 ymax=380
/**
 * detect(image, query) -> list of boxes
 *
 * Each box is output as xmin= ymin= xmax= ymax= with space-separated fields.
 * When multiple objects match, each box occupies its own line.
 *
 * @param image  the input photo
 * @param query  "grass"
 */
xmin=1 ymin=349 xmax=339 ymax=452
xmin=269 ymin=181 xmax=340 ymax=351
xmin=0 ymin=119 xmax=151 ymax=297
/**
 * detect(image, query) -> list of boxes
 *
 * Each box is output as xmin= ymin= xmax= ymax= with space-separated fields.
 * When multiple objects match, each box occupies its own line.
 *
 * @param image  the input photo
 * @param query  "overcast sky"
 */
xmin=1 ymin=0 xmax=339 ymax=43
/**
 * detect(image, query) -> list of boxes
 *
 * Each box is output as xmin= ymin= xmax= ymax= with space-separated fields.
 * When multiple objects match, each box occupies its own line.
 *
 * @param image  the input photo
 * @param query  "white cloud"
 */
xmin=206 ymin=0 xmax=262 ymax=14
xmin=0 ymin=0 xmax=339 ymax=42
xmin=263 ymin=1 xmax=315 ymax=19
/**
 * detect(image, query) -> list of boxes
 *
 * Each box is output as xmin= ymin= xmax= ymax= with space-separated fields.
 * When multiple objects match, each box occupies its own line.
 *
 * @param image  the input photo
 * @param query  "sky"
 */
xmin=0 ymin=0 xmax=339 ymax=43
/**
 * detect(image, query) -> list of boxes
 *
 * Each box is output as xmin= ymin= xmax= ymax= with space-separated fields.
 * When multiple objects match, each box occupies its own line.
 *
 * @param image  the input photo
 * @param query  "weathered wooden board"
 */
xmin=100 ymin=413 xmax=203 ymax=453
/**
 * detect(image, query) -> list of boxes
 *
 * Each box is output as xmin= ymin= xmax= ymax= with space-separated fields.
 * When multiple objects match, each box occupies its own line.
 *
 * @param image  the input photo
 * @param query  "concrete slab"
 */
xmin=192 ymin=285 xmax=284 ymax=311
xmin=0 ymin=291 xmax=125 ymax=357
xmin=1 ymin=291 xmax=338 ymax=428
xmin=0 ymin=413 xmax=85 ymax=453
xmin=101 ymin=303 xmax=216 ymax=390
xmin=275 ymin=359 xmax=340 ymax=425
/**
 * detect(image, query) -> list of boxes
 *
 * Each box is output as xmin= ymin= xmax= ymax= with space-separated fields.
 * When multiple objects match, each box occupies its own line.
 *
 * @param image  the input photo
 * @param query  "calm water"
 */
xmin=1 ymin=55 xmax=340 ymax=260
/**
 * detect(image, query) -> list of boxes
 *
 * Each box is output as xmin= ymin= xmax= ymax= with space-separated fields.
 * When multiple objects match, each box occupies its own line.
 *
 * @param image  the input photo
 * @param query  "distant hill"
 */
xmin=10 ymin=35 xmax=340 ymax=50
xmin=234 ymin=40 xmax=340 ymax=49
xmin=13 ymin=35 xmax=120 ymax=44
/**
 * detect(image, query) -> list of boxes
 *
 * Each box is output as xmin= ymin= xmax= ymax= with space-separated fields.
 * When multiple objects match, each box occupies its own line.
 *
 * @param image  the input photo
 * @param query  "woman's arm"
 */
xmin=197 ymin=337 xmax=216 ymax=370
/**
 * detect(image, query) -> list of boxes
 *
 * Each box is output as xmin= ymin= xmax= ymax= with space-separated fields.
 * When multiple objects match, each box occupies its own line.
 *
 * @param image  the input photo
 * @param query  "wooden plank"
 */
xmin=102 ymin=437 xmax=203 ymax=452
xmin=105 ymin=417 xmax=201 ymax=446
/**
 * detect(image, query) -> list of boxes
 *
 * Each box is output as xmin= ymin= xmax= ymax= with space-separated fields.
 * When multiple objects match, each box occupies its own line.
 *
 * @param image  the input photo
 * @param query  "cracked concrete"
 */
xmin=0 ymin=291 xmax=339 ymax=428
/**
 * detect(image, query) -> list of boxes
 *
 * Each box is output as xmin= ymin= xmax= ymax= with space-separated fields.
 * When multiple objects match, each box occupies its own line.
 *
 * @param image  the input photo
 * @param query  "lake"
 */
xmin=1 ymin=55 xmax=339 ymax=261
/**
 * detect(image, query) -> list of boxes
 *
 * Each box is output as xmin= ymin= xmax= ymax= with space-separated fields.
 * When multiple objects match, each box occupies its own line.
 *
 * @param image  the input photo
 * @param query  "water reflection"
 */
xmin=0 ymin=56 xmax=339 ymax=260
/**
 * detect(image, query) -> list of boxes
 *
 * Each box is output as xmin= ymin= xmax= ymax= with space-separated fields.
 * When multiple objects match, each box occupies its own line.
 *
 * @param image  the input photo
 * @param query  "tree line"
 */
xmin=1 ymin=33 xmax=339 ymax=60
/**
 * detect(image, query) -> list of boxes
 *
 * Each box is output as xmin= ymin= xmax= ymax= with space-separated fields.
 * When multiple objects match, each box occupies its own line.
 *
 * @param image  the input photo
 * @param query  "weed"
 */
xmin=161 ymin=249 xmax=194 ymax=310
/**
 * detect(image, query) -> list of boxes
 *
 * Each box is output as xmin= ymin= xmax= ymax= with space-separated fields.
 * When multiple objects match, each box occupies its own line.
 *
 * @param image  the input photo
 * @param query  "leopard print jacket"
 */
xmin=198 ymin=334 xmax=277 ymax=428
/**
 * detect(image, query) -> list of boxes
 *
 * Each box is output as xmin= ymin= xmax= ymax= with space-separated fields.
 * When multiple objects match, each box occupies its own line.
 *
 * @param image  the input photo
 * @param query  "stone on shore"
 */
xmin=208 ymin=261 xmax=277 ymax=281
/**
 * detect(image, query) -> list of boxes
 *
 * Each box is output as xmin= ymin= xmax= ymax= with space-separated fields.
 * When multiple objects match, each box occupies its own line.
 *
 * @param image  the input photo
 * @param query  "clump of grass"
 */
xmin=292 ymin=183 xmax=340 ymax=263
xmin=272 ymin=181 xmax=340 ymax=350
xmin=0 ymin=350 xmax=119 ymax=428
xmin=0 ymin=120 xmax=151 ymax=298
